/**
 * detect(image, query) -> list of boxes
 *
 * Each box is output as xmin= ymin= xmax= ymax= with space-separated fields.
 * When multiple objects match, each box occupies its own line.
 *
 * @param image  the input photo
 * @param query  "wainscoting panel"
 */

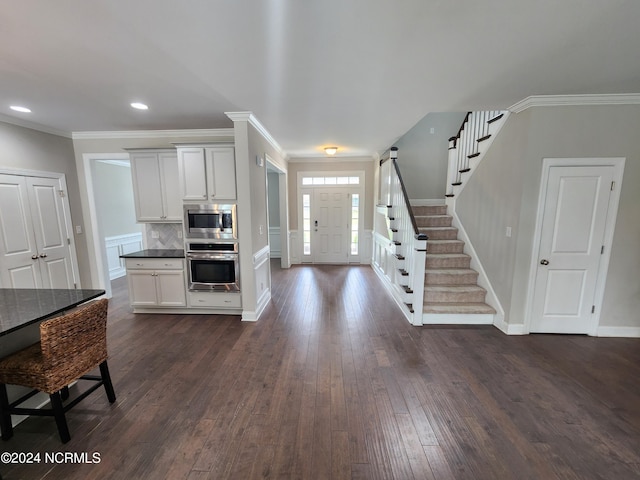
xmin=105 ymin=233 xmax=143 ymax=280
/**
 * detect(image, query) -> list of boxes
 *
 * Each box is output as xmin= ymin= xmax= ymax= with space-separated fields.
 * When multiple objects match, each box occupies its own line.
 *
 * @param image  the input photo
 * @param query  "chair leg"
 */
xmin=60 ymin=385 xmax=70 ymax=401
xmin=0 ymin=384 xmax=13 ymax=440
xmin=99 ymin=361 xmax=116 ymax=404
xmin=49 ymin=392 xmax=70 ymax=443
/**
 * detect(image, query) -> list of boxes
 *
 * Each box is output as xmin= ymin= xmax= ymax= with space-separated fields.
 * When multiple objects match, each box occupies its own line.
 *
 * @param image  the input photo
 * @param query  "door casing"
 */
xmin=296 ymin=171 xmax=364 ymax=264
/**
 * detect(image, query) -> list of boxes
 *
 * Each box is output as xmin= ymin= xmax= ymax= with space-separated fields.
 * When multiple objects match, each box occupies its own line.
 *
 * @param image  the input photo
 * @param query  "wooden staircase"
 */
xmin=413 ymin=204 xmax=496 ymax=322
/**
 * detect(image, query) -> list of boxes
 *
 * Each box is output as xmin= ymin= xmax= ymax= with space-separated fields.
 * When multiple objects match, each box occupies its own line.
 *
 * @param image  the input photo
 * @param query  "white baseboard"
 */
xmin=596 ymin=326 xmax=640 ymax=338
xmin=242 ymin=289 xmax=271 ymax=322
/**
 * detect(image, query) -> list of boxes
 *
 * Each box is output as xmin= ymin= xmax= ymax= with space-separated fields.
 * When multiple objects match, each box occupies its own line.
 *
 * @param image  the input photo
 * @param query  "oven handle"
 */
xmin=186 ymin=252 xmax=238 ymax=261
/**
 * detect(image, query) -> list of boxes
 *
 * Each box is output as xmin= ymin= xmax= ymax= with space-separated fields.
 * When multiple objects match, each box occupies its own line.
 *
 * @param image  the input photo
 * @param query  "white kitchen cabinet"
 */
xmin=177 ymin=146 xmax=236 ymax=201
xmin=125 ymin=258 xmax=186 ymax=307
xmin=129 ymin=150 xmax=182 ymax=222
xmin=187 ymin=291 xmax=242 ymax=308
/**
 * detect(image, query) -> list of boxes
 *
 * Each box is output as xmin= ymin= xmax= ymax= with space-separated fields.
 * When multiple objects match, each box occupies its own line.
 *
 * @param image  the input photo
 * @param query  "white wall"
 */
xmin=391 ymin=112 xmax=468 ymax=200
xmin=92 ymin=160 xmax=141 ymax=238
xmin=457 ymin=104 xmax=640 ymax=331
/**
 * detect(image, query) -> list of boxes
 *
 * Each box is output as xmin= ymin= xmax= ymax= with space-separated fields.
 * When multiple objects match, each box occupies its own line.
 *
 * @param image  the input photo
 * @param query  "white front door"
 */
xmin=312 ymin=187 xmax=349 ymax=263
xmin=0 ymin=174 xmax=76 ymax=288
xmin=530 ymin=165 xmax=615 ymax=334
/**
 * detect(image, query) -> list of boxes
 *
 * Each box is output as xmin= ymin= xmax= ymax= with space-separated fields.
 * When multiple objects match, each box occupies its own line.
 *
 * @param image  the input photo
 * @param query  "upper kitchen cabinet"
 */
xmin=177 ymin=145 xmax=236 ymax=202
xmin=129 ymin=150 xmax=182 ymax=222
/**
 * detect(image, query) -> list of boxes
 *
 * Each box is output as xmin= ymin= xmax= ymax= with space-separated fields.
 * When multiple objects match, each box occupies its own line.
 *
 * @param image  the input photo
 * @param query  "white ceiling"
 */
xmin=2 ymin=0 xmax=640 ymax=158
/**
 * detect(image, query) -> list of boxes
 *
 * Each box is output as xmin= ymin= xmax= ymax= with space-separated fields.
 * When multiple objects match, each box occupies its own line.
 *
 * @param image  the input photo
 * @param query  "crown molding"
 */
xmin=225 ymin=111 xmax=286 ymax=159
xmin=71 ymin=128 xmax=234 ymax=140
xmin=0 ymin=114 xmax=72 ymax=138
xmin=509 ymin=93 xmax=640 ymax=113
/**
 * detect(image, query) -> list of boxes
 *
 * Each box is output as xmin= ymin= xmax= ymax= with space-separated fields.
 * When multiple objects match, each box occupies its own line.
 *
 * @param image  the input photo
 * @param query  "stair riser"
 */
xmin=424 ymin=272 xmax=478 ymax=285
xmin=426 ymin=256 xmax=471 ymax=269
xmin=424 ymin=290 xmax=487 ymax=303
xmin=420 ymin=229 xmax=458 ymax=240
xmin=412 ymin=205 xmax=447 ymax=216
xmin=415 ymin=216 xmax=452 ymax=227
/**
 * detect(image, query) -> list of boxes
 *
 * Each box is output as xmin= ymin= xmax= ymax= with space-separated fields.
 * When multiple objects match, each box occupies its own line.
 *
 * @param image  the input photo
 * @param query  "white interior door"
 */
xmin=530 ymin=165 xmax=615 ymax=334
xmin=0 ymin=174 xmax=76 ymax=289
xmin=0 ymin=174 xmax=42 ymax=287
xmin=26 ymin=177 xmax=75 ymax=288
xmin=312 ymin=187 xmax=349 ymax=263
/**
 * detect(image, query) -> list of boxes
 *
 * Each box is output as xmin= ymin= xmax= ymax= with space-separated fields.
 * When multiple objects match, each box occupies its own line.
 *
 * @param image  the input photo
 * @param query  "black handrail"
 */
xmin=383 ymin=147 xmax=427 ymax=241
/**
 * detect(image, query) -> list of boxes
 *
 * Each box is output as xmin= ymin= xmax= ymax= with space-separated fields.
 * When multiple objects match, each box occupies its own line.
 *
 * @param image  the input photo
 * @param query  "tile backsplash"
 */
xmin=144 ymin=223 xmax=183 ymax=249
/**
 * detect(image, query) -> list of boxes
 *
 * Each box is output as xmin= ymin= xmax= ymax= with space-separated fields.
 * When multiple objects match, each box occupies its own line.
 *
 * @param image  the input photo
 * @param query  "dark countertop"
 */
xmin=120 ymin=249 xmax=185 ymax=258
xmin=0 ymin=288 xmax=105 ymax=337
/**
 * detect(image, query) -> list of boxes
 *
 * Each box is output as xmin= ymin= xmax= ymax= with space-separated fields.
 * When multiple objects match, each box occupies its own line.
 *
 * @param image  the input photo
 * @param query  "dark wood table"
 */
xmin=0 ymin=288 xmax=105 ymax=337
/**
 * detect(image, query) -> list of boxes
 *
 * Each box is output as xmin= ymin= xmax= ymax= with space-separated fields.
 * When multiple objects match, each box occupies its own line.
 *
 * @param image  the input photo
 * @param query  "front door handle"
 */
xmin=540 ymin=259 xmax=549 ymax=265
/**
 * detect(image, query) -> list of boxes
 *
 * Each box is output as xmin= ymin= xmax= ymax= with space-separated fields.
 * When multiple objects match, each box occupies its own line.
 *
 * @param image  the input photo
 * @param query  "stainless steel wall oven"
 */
xmin=186 ymin=242 xmax=239 ymax=292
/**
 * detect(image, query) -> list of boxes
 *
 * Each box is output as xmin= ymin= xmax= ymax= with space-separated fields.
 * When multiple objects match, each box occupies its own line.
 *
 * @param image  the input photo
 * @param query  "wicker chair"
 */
xmin=0 ymin=298 xmax=116 ymax=443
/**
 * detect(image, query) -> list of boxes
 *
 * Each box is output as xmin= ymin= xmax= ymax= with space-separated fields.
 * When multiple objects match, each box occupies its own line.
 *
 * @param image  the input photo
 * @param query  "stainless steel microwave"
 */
xmin=184 ymin=204 xmax=236 ymax=239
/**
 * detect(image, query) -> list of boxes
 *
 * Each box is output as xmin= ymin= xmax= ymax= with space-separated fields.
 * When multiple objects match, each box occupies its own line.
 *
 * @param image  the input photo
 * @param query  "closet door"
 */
xmin=0 ymin=174 xmax=76 ymax=289
xmin=0 ymin=174 xmax=42 ymax=288
xmin=26 ymin=177 xmax=75 ymax=288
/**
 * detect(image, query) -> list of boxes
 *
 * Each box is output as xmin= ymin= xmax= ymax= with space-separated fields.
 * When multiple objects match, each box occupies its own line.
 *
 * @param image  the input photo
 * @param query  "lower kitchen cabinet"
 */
xmin=125 ymin=258 xmax=186 ymax=307
xmin=188 ymin=291 xmax=242 ymax=308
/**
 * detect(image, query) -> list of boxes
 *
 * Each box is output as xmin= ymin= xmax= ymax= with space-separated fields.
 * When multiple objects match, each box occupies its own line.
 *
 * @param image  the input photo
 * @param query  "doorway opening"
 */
xmin=82 ymin=153 xmax=140 ymax=298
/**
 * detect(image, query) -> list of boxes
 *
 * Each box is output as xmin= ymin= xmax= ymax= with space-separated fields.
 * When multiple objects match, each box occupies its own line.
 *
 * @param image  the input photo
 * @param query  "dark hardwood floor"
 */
xmin=2 ymin=261 xmax=640 ymax=479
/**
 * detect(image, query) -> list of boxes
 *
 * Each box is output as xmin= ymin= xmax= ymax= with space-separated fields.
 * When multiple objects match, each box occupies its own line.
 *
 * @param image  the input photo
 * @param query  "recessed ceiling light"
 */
xmin=10 ymin=105 xmax=31 ymax=113
xmin=130 ymin=102 xmax=148 ymax=110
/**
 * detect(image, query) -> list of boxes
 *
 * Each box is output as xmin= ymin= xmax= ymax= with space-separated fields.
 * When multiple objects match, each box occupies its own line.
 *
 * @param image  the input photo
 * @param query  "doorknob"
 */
xmin=32 ymin=255 xmax=38 ymax=260
xmin=39 ymin=253 xmax=47 ymax=258
xmin=540 ymin=259 xmax=549 ymax=265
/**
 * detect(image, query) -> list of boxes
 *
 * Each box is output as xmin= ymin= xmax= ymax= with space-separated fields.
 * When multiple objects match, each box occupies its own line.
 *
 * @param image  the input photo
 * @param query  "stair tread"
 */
xmin=426 ymin=253 xmax=470 ymax=258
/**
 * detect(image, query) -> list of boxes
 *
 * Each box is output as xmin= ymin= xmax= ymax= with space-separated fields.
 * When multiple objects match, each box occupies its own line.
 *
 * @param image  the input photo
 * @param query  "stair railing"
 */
xmin=374 ymin=147 xmax=426 ymax=326
xmin=446 ymin=110 xmax=506 ymax=197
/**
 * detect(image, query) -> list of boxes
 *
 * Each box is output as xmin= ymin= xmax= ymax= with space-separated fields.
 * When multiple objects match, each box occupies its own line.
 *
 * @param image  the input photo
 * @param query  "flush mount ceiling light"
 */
xmin=10 ymin=105 xmax=31 ymax=113
xmin=324 ymin=146 xmax=338 ymax=156
xmin=130 ymin=102 xmax=149 ymax=110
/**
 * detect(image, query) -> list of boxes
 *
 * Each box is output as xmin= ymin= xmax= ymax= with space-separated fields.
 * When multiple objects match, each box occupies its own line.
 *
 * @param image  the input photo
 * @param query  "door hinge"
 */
xmin=591 ymin=305 xmax=595 ymax=314
xmin=601 ymin=245 xmax=604 ymax=254
xmin=58 ymin=190 xmax=66 ymax=197
xmin=611 ymin=181 xmax=615 ymax=191
xmin=67 ymin=238 xmax=71 ymax=245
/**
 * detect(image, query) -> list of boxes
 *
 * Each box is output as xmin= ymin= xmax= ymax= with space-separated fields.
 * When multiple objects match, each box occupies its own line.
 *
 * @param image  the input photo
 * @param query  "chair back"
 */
xmin=39 ymin=299 xmax=109 ymax=388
